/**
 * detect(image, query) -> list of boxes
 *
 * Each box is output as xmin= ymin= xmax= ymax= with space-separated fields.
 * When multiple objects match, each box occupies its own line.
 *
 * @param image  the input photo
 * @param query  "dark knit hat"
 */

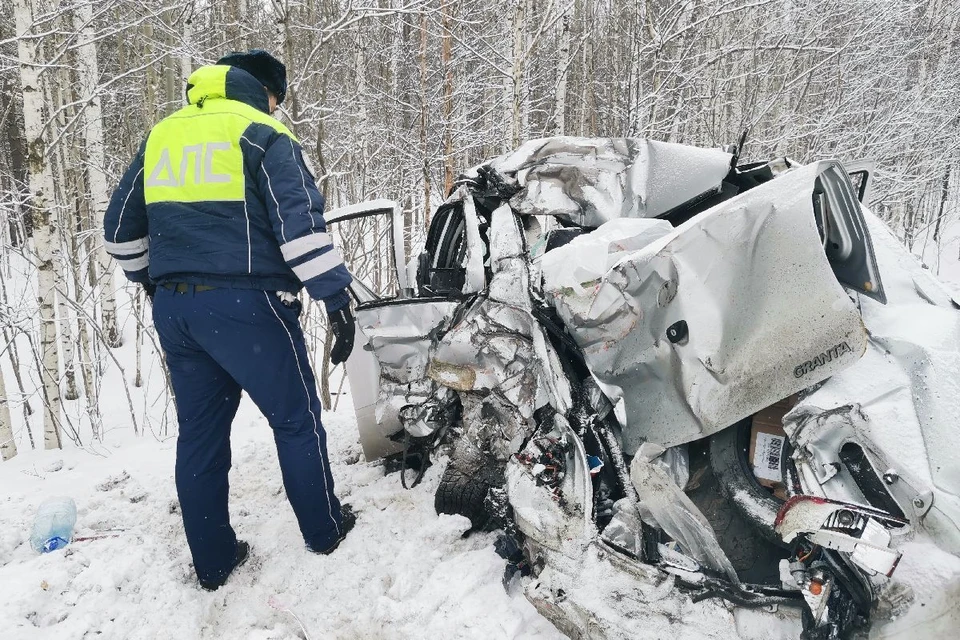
xmin=216 ymin=49 xmax=287 ymax=105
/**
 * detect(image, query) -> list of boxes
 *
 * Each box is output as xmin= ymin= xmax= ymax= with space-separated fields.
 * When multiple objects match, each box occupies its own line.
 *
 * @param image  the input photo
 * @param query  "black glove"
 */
xmin=329 ymin=306 xmax=355 ymax=366
xmin=143 ymin=282 xmax=156 ymax=301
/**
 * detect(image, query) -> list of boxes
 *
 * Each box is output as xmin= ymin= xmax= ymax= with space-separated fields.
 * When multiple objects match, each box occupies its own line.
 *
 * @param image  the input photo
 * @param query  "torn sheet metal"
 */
xmin=602 ymin=498 xmax=646 ymax=558
xmin=785 ymin=403 xmax=931 ymax=522
xmin=461 ymin=190 xmax=486 ymax=294
xmin=487 ymin=203 xmax=531 ymax=308
xmin=544 ymin=161 xmax=869 ymax=452
xmin=523 ymin=541 xmax=802 ymax=640
xmin=636 ymin=443 xmax=690 ymax=495
xmin=355 ymin=300 xmax=459 ymax=438
xmin=541 ymin=218 xmax=674 ymax=301
xmin=428 ymin=298 xmax=543 ymax=419
xmin=428 ymin=200 xmax=571 ymax=419
xmin=480 ymin=137 xmax=732 ymax=227
xmin=774 ymin=496 xmax=904 ymax=577
xmin=630 ymin=451 xmax=739 ymax=583
xmin=447 ymin=393 xmax=535 ymax=467
xmin=531 ymin=324 xmax=573 ymax=417
xmin=506 ymin=414 xmax=593 ymax=552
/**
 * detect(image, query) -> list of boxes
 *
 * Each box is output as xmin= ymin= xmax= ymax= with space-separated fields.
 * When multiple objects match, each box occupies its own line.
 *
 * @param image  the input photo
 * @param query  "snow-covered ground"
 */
xmin=0 ymin=397 xmax=562 ymax=639
xmin=916 ymin=213 xmax=960 ymax=294
xmin=0 ymin=256 xmax=559 ymax=639
xmin=2 ymin=201 xmax=960 ymax=640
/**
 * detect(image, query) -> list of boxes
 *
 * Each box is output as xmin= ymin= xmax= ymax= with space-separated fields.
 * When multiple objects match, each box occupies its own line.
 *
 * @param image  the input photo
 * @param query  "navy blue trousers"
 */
xmin=153 ymin=286 xmax=343 ymax=584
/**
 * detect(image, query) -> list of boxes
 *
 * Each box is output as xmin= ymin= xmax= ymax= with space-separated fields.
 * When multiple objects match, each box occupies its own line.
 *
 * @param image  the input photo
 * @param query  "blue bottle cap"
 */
xmin=42 ymin=537 xmax=69 ymax=553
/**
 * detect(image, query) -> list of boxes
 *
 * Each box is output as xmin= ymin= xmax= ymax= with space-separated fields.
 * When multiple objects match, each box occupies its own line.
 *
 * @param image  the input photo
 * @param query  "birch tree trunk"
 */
xmin=226 ymin=0 xmax=247 ymax=48
xmin=0 ymin=272 xmax=34 ymax=424
xmin=237 ymin=0 xmax=249 ymax=49
xmin=934 ymin=163 xmax=952 ymax=244
xmin=74 ymin=0 xmax=121 ymax=348
xmin=509 ymin=0 xmax=526 ymax=148
xmin=144 ymin=21 xmax=158 ymax=122
xmin=418 ymin=12 xmax=431 ymax=224
xmin=626 ymin=1 xmax=644 ymax=136
xmin=441 ymin=2 xmax=455 ymax=195
xmin=15 ymin=0 xmax=63 ymax=450
xmin=70 ymin=257 xmax=102 ymax=439
xmin=164 ymin=12 xmax=179 ymax=116
xmin=551 ymin=7 xmax=571 ymax=135
xmin=354 ymin=28 xmax=368 ymax=196
xmin=279 ymin=2 xmax=303 ymax=132
xmin=56 ymin=267 xmax=79 ymax=401
xmin=0 ymin=366 xmax=16 ymax=461
xmin=46 ymin=65 xmax=80 ymax=403
xmin=519 ymin=0 xmax=531 ymax=141
xmin=181 ymin=3 xmax=194 ymax=89
xmin=3 ymin=74 xmax=29 ymax=249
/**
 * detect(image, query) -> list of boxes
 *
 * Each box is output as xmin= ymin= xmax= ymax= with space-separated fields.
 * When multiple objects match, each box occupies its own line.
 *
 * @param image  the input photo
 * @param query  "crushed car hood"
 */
xmin=478 ymin=137 xmax=733 ymax=227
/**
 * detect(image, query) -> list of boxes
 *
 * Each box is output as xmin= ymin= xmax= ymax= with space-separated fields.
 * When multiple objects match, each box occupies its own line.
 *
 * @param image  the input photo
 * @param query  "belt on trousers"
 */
xmin=163 ymin=283 xmax=217 ymax=293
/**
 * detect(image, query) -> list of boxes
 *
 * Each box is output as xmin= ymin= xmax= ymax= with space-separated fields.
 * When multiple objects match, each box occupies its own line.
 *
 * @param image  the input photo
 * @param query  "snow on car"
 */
xmin=331 ymin=137 xmax=960 ymax=640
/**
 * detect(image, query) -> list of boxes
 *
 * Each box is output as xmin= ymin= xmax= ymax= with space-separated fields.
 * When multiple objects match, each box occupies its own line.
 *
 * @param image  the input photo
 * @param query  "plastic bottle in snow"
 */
xmin=29 ymin=497 xmax=77 ymax=553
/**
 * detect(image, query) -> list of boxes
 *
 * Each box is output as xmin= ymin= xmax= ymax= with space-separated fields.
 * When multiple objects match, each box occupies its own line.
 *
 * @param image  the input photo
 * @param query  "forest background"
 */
xmin=1 ymin=0 xmax=959 ymax=459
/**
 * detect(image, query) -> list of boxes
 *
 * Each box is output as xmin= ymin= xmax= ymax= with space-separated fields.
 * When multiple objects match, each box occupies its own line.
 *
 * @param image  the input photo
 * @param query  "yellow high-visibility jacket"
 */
xmin=104 ymin=64 xmax=351 ymax=311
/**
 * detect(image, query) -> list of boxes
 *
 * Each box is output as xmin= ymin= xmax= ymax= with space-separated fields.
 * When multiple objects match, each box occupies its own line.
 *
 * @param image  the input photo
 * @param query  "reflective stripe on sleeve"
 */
xmin=291 ymin=249 xmax=344 ymax=282
xmin=104 ymin=237 xmax=149 ymax=256
xmin=116 ymin=253 xmax=149 ymax=272
xmin=281 ymin=233 xmax=333 ymax=262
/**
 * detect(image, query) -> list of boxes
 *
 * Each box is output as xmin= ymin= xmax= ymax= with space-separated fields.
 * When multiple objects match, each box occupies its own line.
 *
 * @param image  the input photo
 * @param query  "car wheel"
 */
xmin=434 ymin=455 xmax=504 ymax=531
xmin=708 ymin=417 xmax=787 ymax=545
xmin=687 ymin=437 xmax=788 ymax=585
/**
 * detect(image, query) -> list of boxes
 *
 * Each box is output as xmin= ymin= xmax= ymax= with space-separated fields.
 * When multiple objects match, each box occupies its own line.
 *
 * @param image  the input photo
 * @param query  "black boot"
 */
xmin=309 ymin=504 xmax=357 ymax=555
xmin=199 ymin=540 xmax=250 ymax=591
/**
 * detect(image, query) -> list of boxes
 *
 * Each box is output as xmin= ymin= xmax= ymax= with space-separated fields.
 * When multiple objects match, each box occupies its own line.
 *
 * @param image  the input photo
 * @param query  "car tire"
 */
xmin=434 ymin=457 xmax=504 ymax=531
xmin=687 ymin=438 xmax=788 ymax=585
xmin=708 ymin=417 xmax=787 ymax=546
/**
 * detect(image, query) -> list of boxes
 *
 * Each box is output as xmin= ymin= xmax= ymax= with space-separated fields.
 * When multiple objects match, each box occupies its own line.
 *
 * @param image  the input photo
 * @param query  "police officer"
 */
xmin=103 ymin=50 xmax=356 ymax=590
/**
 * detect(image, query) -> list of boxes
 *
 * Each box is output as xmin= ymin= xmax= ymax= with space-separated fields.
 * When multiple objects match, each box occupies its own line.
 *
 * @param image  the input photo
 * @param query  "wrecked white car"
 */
xmin=330 ymin=138 xmax=960 ymax=639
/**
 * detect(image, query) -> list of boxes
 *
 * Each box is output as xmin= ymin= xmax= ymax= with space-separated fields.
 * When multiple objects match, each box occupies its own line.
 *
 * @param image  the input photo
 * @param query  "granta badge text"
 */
xmin=794 ymin=341 xmax=853 ymax=378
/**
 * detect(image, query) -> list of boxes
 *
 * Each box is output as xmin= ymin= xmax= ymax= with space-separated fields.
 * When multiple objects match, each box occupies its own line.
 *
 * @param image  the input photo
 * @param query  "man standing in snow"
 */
xmin=103 ymin=50 xmax=356 ymax=590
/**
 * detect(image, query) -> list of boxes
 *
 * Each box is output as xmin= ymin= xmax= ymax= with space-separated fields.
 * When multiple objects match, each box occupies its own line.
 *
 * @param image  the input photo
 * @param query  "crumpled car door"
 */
xmin=327 ymin=198 xmax=477 ymax=460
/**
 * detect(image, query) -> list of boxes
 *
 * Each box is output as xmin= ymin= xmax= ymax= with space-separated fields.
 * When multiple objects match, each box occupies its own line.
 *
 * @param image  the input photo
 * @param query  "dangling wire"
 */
xmin=400 ymin=430 xmax=429 ymax=490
